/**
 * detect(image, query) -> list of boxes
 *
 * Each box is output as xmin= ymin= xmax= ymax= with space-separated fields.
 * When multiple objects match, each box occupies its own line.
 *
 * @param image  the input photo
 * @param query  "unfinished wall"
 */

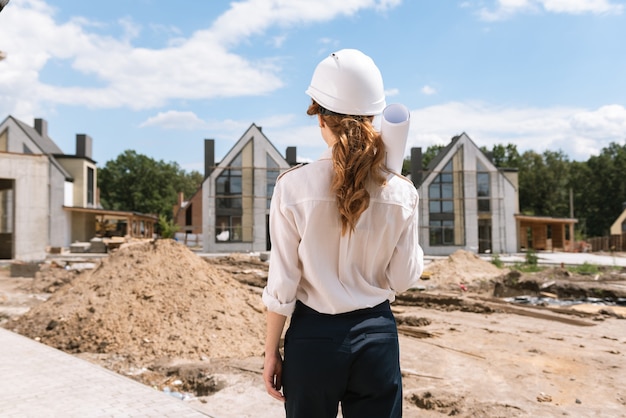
xmin=0 ymin=153 xmax=49 ymax=261
xmin=70 ymin=211 xmax=96 ymax=243
xmin=48 ymin=164 xmax=72 ymax=248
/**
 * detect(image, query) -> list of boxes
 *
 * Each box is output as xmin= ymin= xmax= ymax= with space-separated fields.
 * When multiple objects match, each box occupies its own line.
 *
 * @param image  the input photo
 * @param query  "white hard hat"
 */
xmin=305 ymin=49 xmax=386 ymax=116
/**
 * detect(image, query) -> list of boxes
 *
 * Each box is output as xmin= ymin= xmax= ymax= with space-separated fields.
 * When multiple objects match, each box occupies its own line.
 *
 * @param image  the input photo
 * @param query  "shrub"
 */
xmin=158 ymin=215 xmax=179 ymax=239
xmin=491 ymin=253 xmax=504 ymax=268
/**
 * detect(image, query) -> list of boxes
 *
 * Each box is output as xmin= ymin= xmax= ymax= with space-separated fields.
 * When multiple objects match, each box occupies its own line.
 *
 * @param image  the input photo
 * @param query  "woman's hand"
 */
xmin=264 ymin=310 xmax=287 ymax=401
xmin=263 ymin=350 xmax=285 ymax=402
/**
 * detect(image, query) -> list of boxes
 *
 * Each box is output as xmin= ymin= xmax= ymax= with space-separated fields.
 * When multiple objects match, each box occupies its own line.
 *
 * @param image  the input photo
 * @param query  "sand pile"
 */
xmin=423 ymin=250 xmax=506 ymax=289
xmin=6 ymin=240 xmax=265 ymax=363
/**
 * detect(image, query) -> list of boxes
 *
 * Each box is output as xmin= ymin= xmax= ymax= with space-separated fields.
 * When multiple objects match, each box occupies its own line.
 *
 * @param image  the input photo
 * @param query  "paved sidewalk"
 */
xmin=0 ymin=328 xmax=213 ymax=418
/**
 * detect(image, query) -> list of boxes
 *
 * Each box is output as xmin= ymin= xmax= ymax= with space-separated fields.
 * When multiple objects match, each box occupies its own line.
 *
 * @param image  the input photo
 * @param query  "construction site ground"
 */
xmin=1 ymin=240 xmax=625 ymax=417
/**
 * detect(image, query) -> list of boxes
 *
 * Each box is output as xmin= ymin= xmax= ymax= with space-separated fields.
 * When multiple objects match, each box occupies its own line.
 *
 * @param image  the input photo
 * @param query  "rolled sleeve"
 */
xmin=262 ymin=286 xmax=297 ymax=316
xmin=262 ymin=181 xmax=302 ymax=316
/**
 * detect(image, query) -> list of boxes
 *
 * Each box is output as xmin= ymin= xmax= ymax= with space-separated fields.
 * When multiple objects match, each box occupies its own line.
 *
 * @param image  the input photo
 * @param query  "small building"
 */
xmin=515 ymin=215 xmax=577 ymax=252
xmin=411 ymin=133 xmax=519 ymax=256
xmin=0 ymin=116 xmax=156 ymax=260
xmin=198 ymin=124 xmax=296 ymax=253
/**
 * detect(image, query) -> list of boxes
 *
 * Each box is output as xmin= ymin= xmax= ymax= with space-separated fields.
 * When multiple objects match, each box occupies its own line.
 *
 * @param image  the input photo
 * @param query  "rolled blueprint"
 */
xmin=381 ymin=103 xmax=410 ymax=174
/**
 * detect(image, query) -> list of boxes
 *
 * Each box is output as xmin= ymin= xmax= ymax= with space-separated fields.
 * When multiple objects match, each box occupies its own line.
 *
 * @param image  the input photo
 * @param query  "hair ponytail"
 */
xmin=307 ymin=100 xmax=386 ymax=235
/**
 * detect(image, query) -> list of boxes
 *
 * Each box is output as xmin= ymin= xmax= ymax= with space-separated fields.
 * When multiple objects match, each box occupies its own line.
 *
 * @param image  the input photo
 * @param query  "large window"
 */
xmin=216 ymin=215 xmax=242 ymax=242
xmin=87 ymin=167 xmax=95 ymax=206
xmin=429 ymin=160 xmax=455 ymax=246
xmin=216 ymin=153 xmax=242 ymax=210
xmin=215 ymin=152 xmax=243 ymax=242
xmin=429 ymin=220 xmax=454 ymax=245
xmin=266 ymin=154 xmax=280 ymax=209
xmin=476 ymin=160 xmax=490 ymax=213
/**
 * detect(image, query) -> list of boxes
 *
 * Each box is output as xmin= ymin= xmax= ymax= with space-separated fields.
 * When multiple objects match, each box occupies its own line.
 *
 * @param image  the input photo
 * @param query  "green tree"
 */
xmin=583 ymin=142 xmax=626 ymax=236
xmin=98 ymin=150 xmax=202 ymax=218
xmin=542 ymin=150 xmax=571 ymax=217
xmin=490 ymin=143 xmax=522 ymax=168
xmin=516 ymin=149 xmax=570 ymax=218
xmin=422 ymin=145 xmax=446 ymax=168
xmin=517 ymin=150 xmax=544 ymax=216
xmin=401 ymin=145 xmax=445 ymax=178
xmin=568 ymin=160 xmax=593 ymax=237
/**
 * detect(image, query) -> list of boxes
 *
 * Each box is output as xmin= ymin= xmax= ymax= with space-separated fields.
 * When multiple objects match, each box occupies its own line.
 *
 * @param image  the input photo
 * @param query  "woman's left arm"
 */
xmin=387 ymin=200 xmax=424 ymax=292
xmin=263 ymin=311 xmax=287 ymax=402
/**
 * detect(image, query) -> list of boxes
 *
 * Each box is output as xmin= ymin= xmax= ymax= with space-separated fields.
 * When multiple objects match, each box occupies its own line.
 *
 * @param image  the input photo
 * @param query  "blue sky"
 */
xmin=1 ymin=0 xmax=624 ymax=172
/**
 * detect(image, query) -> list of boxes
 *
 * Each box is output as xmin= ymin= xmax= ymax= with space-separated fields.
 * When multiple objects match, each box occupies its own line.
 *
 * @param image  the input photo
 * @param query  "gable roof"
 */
xmin=240 ymin=123 xmax=288 ymax=163
xmin=426 ymin=132 xmax=510 ymax=172
xmin=214 ymin=123 xmax=291 ymax=170
xmin=8 ymin=116 xmax=73 ymax=181
xmin=424 ymin=133 xmax=463 ymax=172
xmin=425 ymin=132 xmax=501 ymax=171
xmin=421 ymin=132 xmax=514 ymax=184
xmin=12 ymin=116 xmax=64 ymax=154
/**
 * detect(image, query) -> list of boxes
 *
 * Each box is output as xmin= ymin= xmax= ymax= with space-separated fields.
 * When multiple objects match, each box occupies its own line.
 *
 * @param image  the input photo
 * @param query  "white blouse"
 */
xmin=262 ymin=148 xmax=424 ymax=315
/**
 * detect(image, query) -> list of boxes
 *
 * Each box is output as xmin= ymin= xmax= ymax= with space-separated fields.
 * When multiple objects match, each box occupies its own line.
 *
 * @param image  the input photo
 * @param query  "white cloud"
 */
xmin=541 ymin=0 xmax=623 ymax=14
xmin=478 ymin=0 xmax=623 ymax=20
xmin=118 ymin=17 xmax=141 ymax=42
xmin=210 ymin=0 xmax=399 ymax=46
xmin=570 ymin=105 xmax=626 ymax=138
xmin=0 ymin=0 xmax=399 ymax=116
xmin=406 ymin=102 xmax=626 ymax=161
xmin=188 ymin=101 xmax=626 ymax=164
xmin=139 ymin=110 xmax=208 ymax=129
xmin=271 ymin=35 xmax=288 ymax=48
xmin=421 ymin=85 xmax=437 ymax=95
xmin=268 ymin=123 xmax=322 ymax=150
xmin=257 ymin=114 xmax=298 ymax=129
xmin=150 ymin=23 xmax=183 ymax=39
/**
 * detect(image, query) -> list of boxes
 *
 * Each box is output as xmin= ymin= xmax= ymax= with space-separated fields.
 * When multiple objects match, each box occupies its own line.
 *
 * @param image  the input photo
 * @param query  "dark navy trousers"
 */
xmin=283 ymin=301 xmax=402 ymax=418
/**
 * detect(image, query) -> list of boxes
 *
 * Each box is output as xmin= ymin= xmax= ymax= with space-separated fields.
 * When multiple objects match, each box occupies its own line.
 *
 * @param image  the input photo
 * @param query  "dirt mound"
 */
xmin=31 ymin=263 xmax=82 ymax=293
xmin=5 ymin=240 xmax=265 ymax=364
xmin=423 ymin=250 xmax=506 ymax=290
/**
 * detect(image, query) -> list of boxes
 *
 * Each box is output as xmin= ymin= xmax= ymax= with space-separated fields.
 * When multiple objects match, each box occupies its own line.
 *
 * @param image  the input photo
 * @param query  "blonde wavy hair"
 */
xmin=307 ymin=100 xmax=387 ymax=235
